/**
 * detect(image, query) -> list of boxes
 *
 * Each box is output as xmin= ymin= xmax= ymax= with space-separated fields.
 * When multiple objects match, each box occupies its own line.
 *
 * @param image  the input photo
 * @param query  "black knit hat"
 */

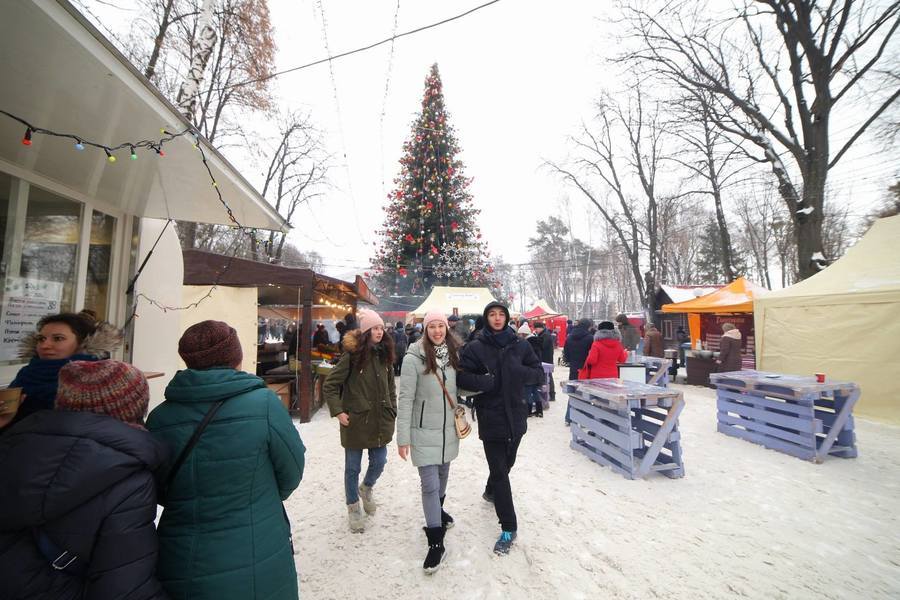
xmin=598 ymin=320 xmax=615 ymax=331
xmin=482 ymin=301 xmax=510 ymax=328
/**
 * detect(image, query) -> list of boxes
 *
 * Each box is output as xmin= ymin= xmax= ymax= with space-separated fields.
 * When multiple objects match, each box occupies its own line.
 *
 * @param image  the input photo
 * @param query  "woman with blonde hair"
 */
xmin=397 ymin=311 xmax=462 ymax=573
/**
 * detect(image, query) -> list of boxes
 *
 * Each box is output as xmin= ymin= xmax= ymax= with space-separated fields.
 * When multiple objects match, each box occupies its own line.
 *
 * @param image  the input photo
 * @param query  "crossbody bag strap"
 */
xmin=432 ymin=370 xmax=456 ymax=410
xmin=163 ymin=400 xmax=225 ymax=494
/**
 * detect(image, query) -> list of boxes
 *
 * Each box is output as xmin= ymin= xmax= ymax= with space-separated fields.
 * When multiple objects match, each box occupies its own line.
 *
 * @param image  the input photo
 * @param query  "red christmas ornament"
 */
xmin=404 ymin=233 xmax=415 ymax=242
xmin=399 ymin=267 xmax=408 ymax=277
xmin=425 ymin=201 xmax=434 ymax=210
xmin=447 ymin=167 xmax=454 ymax=176
xmin=430 ymin=244 xmax=439 ymax=255
xmin=450 ymin=221 xmax=459 ymax=231
xmin=364 ymin=271 xmax=370 ymax=278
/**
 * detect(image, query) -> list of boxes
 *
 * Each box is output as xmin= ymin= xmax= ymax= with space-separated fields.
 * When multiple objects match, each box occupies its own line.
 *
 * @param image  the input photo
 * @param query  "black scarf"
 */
xmin=483 ymin=325 xmax=517 ymax=349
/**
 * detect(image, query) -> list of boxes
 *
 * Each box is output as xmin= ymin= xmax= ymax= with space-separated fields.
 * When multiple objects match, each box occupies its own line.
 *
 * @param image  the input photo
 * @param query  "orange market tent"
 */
xmin=661 ymin=277 xmax=767 ymax=345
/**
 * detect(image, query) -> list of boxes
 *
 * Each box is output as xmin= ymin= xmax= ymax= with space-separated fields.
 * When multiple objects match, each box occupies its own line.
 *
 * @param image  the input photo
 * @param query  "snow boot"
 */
xmin=493 ymin=530 xmax=517 ymax=555
xmin=347 ymin=501 xmax=366 ymax=533
xmin=440 ymin=495 xmax=454 ymax=529
xmin=482 ymin=484 xmax=494 ymax=504
xmin=423 ymin=526 xmax=446 ymax=574
xmin=359 ymin=483 xmax=377 ymax=515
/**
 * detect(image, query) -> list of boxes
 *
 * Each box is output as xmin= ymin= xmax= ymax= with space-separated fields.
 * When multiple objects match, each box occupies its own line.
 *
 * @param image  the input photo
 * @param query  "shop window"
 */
xmin=84 ymin=211 xmax=116 ymax=320
xmin=0 ymin=179 xmax=82 ymax=365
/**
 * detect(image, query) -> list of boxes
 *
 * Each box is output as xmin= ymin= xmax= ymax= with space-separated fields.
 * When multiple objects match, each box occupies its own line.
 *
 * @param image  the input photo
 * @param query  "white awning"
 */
xmin=0 ymin=0 xmax=287 ymax=231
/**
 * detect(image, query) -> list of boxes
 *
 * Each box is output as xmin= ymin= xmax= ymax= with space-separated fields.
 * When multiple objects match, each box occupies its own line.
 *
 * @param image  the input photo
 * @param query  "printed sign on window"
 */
xmin=1 ymin=277 xmax=63 ymax=361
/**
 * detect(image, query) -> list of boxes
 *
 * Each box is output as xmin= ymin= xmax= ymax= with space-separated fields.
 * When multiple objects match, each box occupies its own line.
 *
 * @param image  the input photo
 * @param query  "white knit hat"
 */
xmin=517 ymin=323 xmax=532 ymax=335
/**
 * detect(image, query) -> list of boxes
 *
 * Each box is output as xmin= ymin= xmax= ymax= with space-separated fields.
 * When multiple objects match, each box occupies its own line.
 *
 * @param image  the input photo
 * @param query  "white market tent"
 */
xmin=409 ymin=286 xmax=498 ymax=318
xmin=754 ymin=215 xmax=900 ymax=424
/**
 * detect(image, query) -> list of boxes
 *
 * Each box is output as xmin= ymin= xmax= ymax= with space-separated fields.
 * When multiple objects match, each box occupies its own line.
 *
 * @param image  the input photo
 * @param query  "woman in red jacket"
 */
xmin=579 ymin=321 xmax=627 ymax=379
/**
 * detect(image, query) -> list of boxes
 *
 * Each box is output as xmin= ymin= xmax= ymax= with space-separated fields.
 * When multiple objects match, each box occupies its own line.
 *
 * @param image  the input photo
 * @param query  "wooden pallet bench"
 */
xmin=709 ymin=370 xmax=859 ymax=463
xmin=563 ymin=378 xmax=685 ymax=480
xmin=634 ymin=357 xmax=671 ymax=387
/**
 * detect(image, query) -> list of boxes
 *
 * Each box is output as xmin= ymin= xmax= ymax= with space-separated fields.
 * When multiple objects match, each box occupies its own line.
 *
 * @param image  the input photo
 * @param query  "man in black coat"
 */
xmin=563 ymin=318 xmax=594 ymax=381
xmin=531 ymin=321 xmax=555 ymax=401
xmin=457 ymin=301 xmax=544 ymax=556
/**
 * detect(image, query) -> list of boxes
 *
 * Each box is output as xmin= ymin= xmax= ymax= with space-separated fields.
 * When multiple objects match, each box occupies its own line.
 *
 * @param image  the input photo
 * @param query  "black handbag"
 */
xmin=161 ymin=400 xmax=225 ymax=498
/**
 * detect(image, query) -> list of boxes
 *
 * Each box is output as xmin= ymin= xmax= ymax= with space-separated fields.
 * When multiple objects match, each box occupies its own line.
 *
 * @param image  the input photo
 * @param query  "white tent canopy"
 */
xmin=409 ymin=286 xmax=498 ymax=318
xmin=754 ymin=215 xmax=900 ymax=424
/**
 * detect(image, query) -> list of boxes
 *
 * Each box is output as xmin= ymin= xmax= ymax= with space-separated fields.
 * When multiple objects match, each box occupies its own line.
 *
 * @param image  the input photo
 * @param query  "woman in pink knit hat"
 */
xmin=396 ymin=310 xmax=464 ymax=573
xmin=323 ymin=308 xmax=397 ymax=533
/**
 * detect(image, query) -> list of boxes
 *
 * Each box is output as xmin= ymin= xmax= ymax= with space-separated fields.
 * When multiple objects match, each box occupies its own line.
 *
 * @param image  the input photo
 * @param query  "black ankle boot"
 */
xmin=423 ymin=526 xmax=446 ymax=573
xmin=439 ymin=495 xmax=454 ymax=529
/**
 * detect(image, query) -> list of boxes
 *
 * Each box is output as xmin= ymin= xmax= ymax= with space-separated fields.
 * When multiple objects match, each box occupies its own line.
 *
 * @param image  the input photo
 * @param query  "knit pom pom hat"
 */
xmin=517 ymin=323 xmax=532 ymax=335
xmin=422 ymin=311 xmax=449 ymax=330
xmin=179 ymin=320 xmax=243 ymax=370
xmin=357 ymin=308 xmax=385 ymax=333
xmin=56 ymin=360 xmax=149 ymax=427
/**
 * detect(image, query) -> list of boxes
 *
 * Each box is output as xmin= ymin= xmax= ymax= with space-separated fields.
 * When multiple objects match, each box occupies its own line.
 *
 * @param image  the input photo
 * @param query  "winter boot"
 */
xmin=493 ymin=530 xmax=517 ymax=555
xmin=440 ymin=495 xmax=454 ymax=529
xmin=347 ymin=501 xmax=366 ymax=533
xmin=423 ymin=526 xmax=446 ymax=574
xmin=359 ymin=483 xmax=377 ymax=515
xmin=482 ymin=485 xmax=494 ymax=504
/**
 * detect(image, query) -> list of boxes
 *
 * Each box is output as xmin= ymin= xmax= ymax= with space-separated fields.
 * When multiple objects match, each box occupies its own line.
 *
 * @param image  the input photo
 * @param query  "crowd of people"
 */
xmin=0 ymin=303 xmax=741 ymax=597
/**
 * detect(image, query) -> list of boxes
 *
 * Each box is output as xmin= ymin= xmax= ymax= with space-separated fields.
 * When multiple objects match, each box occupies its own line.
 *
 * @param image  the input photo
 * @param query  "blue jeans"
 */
xmin=344 ymin=446 xmax=387 ymax=504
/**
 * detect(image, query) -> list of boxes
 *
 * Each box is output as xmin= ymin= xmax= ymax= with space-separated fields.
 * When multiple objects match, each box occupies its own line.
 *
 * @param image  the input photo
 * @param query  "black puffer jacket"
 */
xmin=0 ymin=411 xmax=169 ymax=600
xmin=458 ymin=302 xmax=545 ymax=442
xmin=563 ymin=321 xmax=594 ymax=370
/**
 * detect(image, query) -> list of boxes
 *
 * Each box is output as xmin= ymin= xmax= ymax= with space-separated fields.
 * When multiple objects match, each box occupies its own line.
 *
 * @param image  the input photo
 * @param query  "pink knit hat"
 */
xmin=357 ymin=308 xmax=385 ymax=333
xmin=422 ymin=311 xmax=448 ymax=330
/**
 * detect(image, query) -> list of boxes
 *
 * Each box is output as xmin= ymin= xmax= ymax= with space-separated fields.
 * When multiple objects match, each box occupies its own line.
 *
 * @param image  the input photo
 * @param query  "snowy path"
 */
xmin=285 ymin=367 xmax=900 ymax=599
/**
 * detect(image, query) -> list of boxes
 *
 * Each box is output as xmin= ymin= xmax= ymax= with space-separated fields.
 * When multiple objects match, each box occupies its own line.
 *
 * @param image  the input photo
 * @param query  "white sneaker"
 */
xmin=359 ymin=483 xmax=377 ymax=515
xmin=347 ymin=501 xmax=366 ymax=533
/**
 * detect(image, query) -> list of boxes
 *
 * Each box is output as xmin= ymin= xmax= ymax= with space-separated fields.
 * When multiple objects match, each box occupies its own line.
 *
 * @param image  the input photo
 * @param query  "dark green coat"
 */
xmin=147 ymin=368 xmax=305 ymax=600
xmin=323 ymin=330 xmax=397 ymax=449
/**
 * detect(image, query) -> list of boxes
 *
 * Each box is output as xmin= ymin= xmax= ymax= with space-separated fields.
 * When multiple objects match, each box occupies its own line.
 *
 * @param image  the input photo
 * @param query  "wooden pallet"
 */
xmin=634 ymin=357 xmax=671 ymax=387
xmin=710 ymin=371 xmax=859 ymax=463
xmin=565 ymin=379 xmax=685 ymax=480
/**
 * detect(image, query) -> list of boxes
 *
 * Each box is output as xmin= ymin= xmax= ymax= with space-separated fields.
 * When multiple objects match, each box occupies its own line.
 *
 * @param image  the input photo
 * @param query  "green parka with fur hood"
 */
xmin=323 ymin=329 xmax=397 ymax=449
xmin=396 ymin=339 xmax=460 ymax=467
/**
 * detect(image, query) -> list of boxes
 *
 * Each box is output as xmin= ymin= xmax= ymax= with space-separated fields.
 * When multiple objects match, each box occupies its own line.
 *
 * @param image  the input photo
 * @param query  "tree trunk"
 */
xmin=176 ymin=0 xmax=218 ymax=121
xmin=144 ymin=0 xmax=175 ymax=82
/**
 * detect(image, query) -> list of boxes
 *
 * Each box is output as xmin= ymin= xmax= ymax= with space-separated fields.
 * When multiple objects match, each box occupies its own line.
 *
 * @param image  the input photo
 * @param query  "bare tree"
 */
xmin=620 ymin=0 xmax=900 ymax=280
xmin=547 ymin=86 xmax=674 ymax=312
xmin=733 ymin=191 xmax=785 ymax=288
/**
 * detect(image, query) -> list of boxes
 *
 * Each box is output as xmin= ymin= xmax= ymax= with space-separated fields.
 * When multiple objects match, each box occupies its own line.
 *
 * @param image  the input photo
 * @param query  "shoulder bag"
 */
xmin=161 ymin=400 xmax=225 ymax=497
xmin=433 ymin=371 xmax=471 ymax=439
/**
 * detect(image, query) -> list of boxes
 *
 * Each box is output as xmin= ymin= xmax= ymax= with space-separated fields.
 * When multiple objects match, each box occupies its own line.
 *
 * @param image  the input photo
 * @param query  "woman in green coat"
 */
xmin=396 ymin=311 xmax=462 ymax=574
xmin=147 ymin=320 xmax=306 ymax=600
xmin=323 ymin=308 xmax=397 ymax=533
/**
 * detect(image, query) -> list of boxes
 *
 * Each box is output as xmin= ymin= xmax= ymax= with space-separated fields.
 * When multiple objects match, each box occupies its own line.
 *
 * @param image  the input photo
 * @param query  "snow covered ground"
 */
xmin=285 ymin=366 xmax=900 ymax=599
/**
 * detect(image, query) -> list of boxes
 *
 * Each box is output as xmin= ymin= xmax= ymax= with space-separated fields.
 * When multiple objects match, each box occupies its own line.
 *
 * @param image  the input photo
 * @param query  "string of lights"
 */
xmin=0 ymin=108 xmax=274 ymax=322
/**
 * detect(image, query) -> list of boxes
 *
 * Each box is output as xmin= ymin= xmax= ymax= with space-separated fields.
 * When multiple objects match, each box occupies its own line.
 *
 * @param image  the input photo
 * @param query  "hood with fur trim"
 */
xmin=341 ymin=329 xmax=364 ymax=353
xmin=722 ymin=328 xmax=742 ymax=340
xmin=18 ymin=321 xmax=123 ymax=360
xmin=594 ymin=329 xmax=621 ymax=341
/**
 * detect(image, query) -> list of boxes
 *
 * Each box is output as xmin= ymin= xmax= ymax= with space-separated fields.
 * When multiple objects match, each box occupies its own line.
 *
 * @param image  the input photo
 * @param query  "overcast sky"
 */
xmin=83 ymin=0 xmax=897 ymax=284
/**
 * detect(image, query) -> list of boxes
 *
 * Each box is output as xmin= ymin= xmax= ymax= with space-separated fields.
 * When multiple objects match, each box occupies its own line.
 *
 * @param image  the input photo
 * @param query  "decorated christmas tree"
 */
xmin=370 ymin=64 xmax=496 ymax=297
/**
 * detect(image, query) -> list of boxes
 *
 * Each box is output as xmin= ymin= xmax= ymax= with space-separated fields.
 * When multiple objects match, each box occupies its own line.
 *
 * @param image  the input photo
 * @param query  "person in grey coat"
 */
xmin=396 ymin=311 xmax=461 ymax=574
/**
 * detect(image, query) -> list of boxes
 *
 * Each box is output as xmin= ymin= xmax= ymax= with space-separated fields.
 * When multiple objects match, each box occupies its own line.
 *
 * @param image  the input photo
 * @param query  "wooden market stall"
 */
xmin=182 ymin=249 xmax=378 ymax=421
xmin=660 ymin=277 xmax=766 ymax=386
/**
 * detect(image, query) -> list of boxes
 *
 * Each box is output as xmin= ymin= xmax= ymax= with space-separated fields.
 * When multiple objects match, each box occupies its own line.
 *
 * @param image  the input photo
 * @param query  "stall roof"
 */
xmin=409 ymin=286 xmax=498 ymax=317
xmin=659 ymin=284 xmax=722 ymax=305
xmin=182 ymin=249 xmax=378 ymax=306
xmin=661 ymin=277 xmax=767 ymax=313
xmin=0 ymin=0 xmax=286 ymax=231
xmin=523 ymin=298 xmax=563 ymax=319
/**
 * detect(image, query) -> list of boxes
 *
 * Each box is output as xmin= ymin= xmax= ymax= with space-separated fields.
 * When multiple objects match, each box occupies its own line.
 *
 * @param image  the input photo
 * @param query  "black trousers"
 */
xmin=482 ymin=436 xmax=522 ymax=532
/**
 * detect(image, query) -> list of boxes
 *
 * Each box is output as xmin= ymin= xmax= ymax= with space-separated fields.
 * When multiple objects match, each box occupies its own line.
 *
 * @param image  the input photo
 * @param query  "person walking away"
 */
xmin=396 ymin=311 xmax=462 ymax=573
xmin=148 ymin=320 xmax=306 ymax=600
xmin=615 ymin=314 xmax=640 ymax=353
xmin=532 ymin=321 xmax=555 ymax=402
xmin=562 ymin=318 xmax=594 ymax=425
xmin=457 ymin=302 xmax=544 ymax=555
xmin=448 ymin=314 xmax=468 ymax=342
xmin=3 ymin=312 xmax=121 ymax=430
xmin=392 ymin=322 xmax=408 ymax=376
xmin=643 ymin=323 xmax=664 ymax=358
xmin=520 ymin=323 xmax=543 ymax=418
xmin=323 ymin=309 xmax=397 ymax=533
xmin=579 ymin=321 xmax=627 ymax=380
xmin=717 ymin=323 xmax=743 ymax=372
xmin=675 ymin=325 xmax=690 ymax=369
xmin=0 ymin=360 xmax=169 ymax=599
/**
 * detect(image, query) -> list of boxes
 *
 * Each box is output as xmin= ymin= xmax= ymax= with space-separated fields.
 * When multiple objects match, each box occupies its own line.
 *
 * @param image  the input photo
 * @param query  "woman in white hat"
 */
xmin=396 ymin=311 xmax=462 ymax=573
